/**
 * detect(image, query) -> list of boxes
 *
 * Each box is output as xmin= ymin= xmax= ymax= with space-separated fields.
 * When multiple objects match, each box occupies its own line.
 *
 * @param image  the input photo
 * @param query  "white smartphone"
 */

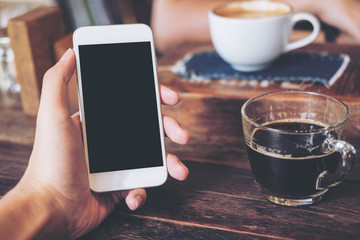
xmin=73 ymin=24 xmax=167 ymax=192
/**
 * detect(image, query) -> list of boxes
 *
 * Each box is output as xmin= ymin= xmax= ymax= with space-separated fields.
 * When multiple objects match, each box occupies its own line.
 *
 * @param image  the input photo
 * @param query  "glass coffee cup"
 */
xmin=241 ymin=91 xmax=356 ymax=206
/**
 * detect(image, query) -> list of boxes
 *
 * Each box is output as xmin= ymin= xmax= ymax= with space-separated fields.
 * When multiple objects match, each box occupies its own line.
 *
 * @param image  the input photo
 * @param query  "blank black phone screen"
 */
xmin=78 ymin=42 xmax=163 ymax=173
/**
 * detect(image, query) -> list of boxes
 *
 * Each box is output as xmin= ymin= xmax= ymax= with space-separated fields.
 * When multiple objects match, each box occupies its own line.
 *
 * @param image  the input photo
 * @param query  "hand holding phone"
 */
xmin=73 ymin=24 xmax=169 ymax=192
xmin=9 ymin=36 xmax=190 ymax=238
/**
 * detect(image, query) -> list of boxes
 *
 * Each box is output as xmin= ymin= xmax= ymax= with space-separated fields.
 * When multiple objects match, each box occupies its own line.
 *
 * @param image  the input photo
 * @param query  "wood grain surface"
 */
xmin=2 ymin=96 xmax=358 ymax=239
xmin=1 ymin=42 xmax=360 ymax=239
xmin=81 ymin=96 xmax=360 ymax=239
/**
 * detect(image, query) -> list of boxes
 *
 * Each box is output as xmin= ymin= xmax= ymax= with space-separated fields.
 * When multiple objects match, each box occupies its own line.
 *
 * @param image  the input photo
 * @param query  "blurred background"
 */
xmin=0 ymin=0 xmax=354 ymax=115
xmin=0 ymin=0 xmax=154 ymax=31
xmin=0 ymin=0 xmax=153 ymax=99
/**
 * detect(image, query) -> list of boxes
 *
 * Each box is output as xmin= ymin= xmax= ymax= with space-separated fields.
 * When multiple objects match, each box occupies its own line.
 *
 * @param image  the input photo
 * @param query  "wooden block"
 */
xmin=8 ymin=7 xmax=66 ymax=116
xmin=53 ymin=33 xmax=73 ymax=60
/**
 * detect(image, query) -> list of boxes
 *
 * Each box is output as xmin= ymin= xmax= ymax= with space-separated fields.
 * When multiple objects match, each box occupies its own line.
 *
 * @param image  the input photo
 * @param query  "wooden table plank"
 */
xmin=1 ymin=94 xmax=358 ymax=239
xmin=81 ymin=95 xmax=360 ymax=239
xmin=162 ymin=96 xmax=360 ymax=180
xmin=82 ymin=161 xmax=360 ymax=240
xmin=163 ymin=96 xmax=249 ymax=169
xmin=0 ymin=95 xmax=36 ymax=146
xmin=0 ymin=141 xmax=31 ymax=197
xmin=80 ymin=211 xmax=274 ymax=240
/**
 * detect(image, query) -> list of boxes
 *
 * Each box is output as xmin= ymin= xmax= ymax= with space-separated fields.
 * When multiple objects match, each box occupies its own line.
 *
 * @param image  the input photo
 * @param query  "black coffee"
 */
xmin=246 ymin=120 xmax=341 ymax=197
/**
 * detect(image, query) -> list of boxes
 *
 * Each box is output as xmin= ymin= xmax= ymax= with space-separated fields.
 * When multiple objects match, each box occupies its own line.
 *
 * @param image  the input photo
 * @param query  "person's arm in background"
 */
xmin=151 ymin=0 xmax=227 ymax=53
xmin=151 ymin=0 xmax=360 ymax=53
xmin=286 ymin=0 xmax=360 ymax=43
xmin=0 ymin=49 xmax=190 ymax=239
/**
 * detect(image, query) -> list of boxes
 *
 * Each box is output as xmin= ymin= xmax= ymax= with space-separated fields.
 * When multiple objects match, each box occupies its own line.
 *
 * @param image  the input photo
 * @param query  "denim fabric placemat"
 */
xmin=172 ymin=51 xmax=350 ymax=86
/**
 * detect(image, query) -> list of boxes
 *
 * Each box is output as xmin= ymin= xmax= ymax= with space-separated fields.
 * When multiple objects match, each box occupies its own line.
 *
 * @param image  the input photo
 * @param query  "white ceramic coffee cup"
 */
xmin=208 ymin=1 xmax=320 ymax=72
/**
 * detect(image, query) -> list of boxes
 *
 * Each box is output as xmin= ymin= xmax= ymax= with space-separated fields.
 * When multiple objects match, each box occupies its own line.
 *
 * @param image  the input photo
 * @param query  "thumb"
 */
xmin=38 ymin=49 xmax=76 ymax=118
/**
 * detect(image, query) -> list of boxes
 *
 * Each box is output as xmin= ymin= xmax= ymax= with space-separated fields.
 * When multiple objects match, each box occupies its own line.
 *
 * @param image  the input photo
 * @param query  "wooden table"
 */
xmin=157 ymin=42 xmax=360 ymax=181
xmin=0 ymin=42 xmax=360 ymax=239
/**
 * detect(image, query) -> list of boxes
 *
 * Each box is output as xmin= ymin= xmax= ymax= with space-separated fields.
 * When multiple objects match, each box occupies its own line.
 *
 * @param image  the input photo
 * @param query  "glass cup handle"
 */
xmin=316 ymin=139 xmax=356 ymax=190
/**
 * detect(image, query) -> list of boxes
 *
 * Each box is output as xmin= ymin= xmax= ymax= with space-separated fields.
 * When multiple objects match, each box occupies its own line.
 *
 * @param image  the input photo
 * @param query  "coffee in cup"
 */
xmin=241 ymin=91 xmax=356 ymax=206
xmin=208 ymin=1 xmax=320 ymax=71
xmin=214 ymin=1 xmax=291 ymax=19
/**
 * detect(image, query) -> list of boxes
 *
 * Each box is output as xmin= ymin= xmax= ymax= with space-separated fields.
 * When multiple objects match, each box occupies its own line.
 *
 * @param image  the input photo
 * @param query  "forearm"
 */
xmin=151 ymin=0 xmax=323 ymax=53
xmin=281 ymin=0 xmax=320 ymax=13
xmin=152 ymin=0 xmax=229 ymax=52
xmin=0 ymin=183 xmax=67 ymax=240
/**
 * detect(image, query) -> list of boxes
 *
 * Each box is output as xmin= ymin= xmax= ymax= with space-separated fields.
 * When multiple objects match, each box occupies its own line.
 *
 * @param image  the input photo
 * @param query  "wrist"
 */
xmin=0 ymin=182 xmax=69 ymax=239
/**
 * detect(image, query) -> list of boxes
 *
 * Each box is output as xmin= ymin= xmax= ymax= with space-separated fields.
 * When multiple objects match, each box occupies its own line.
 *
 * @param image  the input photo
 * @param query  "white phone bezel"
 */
xmin=73 ymin=24 xmax=167 ymax=192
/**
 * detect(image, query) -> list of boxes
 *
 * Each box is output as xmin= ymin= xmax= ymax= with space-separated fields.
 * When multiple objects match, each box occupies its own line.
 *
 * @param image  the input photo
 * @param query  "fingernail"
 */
xmin=60 ymin=48 xmax=72 ymax=62
xmin=164 ymin=85 xmax=177 ymax=95
xmin=135 ymin=194 xmax=143 ymax=206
